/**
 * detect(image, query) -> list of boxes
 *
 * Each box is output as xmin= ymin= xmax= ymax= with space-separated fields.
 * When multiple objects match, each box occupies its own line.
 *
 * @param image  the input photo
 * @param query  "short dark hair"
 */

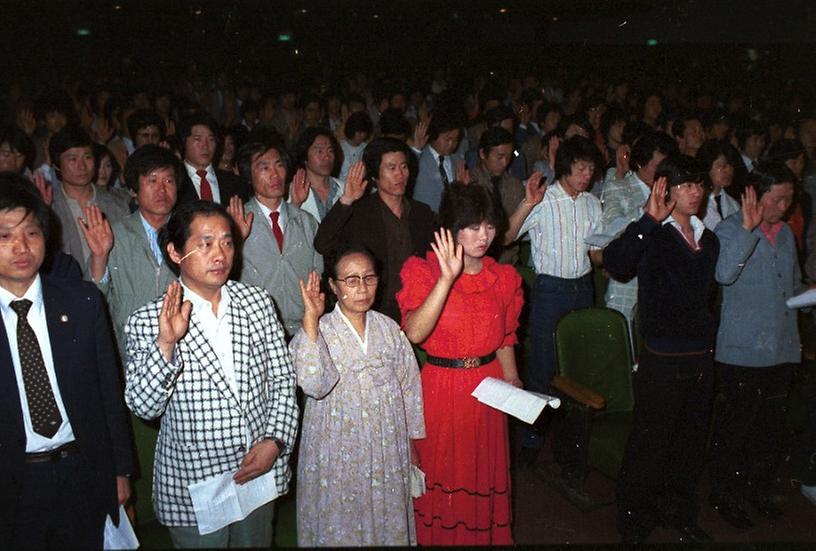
xmin=746 ymin=161 xmax=795 ymax=198
xmin=630 ymin=131 xmax=676 ymax=171
xmin=92 ymin=143 xmax=121 ymax=185
xmin=427 ymin=111 xmax=462 ymax=143
xmin=0 ymin=125 xmax=36 ymax=171
xmin=362 ymin=137 xmax=413 ymax=185
xmin=378 ymin=108 xmax=411 ymax=138
xmin=159 ymin=200 xmax=236 ymax=276
xmin=484 ymin=105 xmax=516 ymax=129
xmin=326 ymin=245 xmax=379 ymax=281
xmin=49 ymin=125 xmax=94 ymax=169
xmin=236 ymin=140 xmax=290 ymax=184
xmin=558 ymin=114 xmax=594 ymax=140
xmin=734 ymin=119 xmax=766 ymax=149
xmin=177 ymin=112 xmax=220 ymax=143
xmin=294 ymin=126 xmax=340 ymax=175
xmin=0 ymin=172 xmax=54 ymax=252
xmin=767 ymin=139 xmax=806 ymax=165
xmin=439 ymin=181 xmax=500 ymax=236
xmin=671 ymin=113 xmax=702 ymax=139
xmin=123 ymin=144 xmax=182 ymax=193
xmin=126 ymin=110 xmax=166 ymax=142
xmin=479 ymin=126 xmax=514 ymax=155
xmin=344 ymin=111 xmax=374 ymax=140
xmin=600 ymin=107 xmax=628 ymax=142
xmin=655 ymin=155 xmax=705 ymax=188
xmin=239 ymin=99 xmax=259 ymax=120
xmin=554 ymin=136 xmax=600 ymax=180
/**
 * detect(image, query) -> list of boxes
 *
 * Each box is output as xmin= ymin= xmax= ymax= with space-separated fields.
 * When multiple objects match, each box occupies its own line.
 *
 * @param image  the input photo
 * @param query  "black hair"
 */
xmin=671 ymin=112 xmax=702 ymax=140
xmin=236 ymin=140 xmax=290 ymax=184
xmin=554 ymin=136 xmax=600 ymax=180
xmin=696 ymin=139 xmax=741 ymax=187
xmin=600 ymin=107 xmax=628 ymax=142
xmin=483 ymin=105 xmax=516 ymax=129
xmin=294 ymin=126 xmax=340 ymax=176
xmin=439 ymin=181 xmax=500 ymax=236
xmin=479 ymin=126 xmax=514 ymax=155
xmin=326 ymin=245 xmax=379 ymax=280
xmin=734 ymin=119 xmax=766 ymax=149
xmin=176 ymin=112 xmax=220 ymax=143
xmin=746 ymin=161 xmax=795 ymax=198
xmin=126 ymin=110 xmax=166 ymax=142
xmin=0 ymin=172 xmax=55 ymax=253
xmin=536 ymin=102 xmax=563 ymax=124
xmin=159 ymin=200 xmax=237 ymax=276
xmin=123 ymin=144 xmax=182 ymax=193
xmin=427 ymin=111 xmax=462 ymax=143
xmin=654 ymin=155 xmax=706 ymax=188
xmin=378 ymin=108 xmax=411 ymax=138
xmin=630 ymin=131 xmax=676 ymax=172
xmin=48 ymin=125 xmax=94 ymax=169
xmin=362 ymin=137 xmax=413 ymax=185
xmin=767 ymin=139 xmax=806 ymax=165
xmin=34 ymin=89 xmax=76 ymax=124
xmin=92 ymin=143 xmax=122 ymax=186
xmin=239 ymin=99 xmax=259 ymax=120
xmin=344 ymin=111 xmax=374 ymax=141
xmin=0 ymin=125 xmax=36 ymax=172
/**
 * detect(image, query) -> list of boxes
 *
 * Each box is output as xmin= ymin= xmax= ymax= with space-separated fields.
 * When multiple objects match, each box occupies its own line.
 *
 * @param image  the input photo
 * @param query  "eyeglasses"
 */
xmin=335 ymin=274 xmax=378 ymax=288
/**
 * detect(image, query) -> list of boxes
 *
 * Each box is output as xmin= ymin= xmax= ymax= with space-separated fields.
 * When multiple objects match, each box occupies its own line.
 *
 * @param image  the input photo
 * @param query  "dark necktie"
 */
xmin=715 ymin=194 xmax=723 ymax=219
xmin=196 ymin=169 xmax=214 ymax=202
xmin=438 ymin=156 xmax=450 ymax=187
xmin=270 ymin=211 xmax=284 ymax=252
xmin=490 ymin=175 xmax=504 ymax=210
xmin=11 ymin=299 xmax=62 ymax=438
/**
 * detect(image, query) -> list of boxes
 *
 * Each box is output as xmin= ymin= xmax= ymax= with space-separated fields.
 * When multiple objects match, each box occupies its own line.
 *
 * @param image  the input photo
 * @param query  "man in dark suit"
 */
xmin=0 ymin=176 xmax=134 ymax=548
xmin=315 ymin=138 xmax=436 ymax=323
xmin=176 ymin=112 xmax=249 ymax=207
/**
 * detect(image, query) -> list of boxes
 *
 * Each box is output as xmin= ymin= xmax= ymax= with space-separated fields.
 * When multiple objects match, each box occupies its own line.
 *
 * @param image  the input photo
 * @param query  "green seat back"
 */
xmin=555 ymin=307 xmax=634 ymax=414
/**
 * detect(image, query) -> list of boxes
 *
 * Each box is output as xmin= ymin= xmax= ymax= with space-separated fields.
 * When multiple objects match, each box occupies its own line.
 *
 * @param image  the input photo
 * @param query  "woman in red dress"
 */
xmin=397 ymin=183 xmax=524 ymax=545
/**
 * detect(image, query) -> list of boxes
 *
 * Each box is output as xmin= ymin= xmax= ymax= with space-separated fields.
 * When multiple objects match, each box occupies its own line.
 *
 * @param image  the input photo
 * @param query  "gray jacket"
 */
xmin=240 ymin=199 xmax=322 ymax=337
xmin=94 ymin=211 xmax=177 ymax=355
xmin=715 ymin=212 xmax=803 ymax=367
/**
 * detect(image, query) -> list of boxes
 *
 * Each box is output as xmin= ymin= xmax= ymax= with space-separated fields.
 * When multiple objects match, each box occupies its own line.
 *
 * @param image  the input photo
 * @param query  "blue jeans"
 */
xmin=522 ymin=273 xmax=593 ymax=449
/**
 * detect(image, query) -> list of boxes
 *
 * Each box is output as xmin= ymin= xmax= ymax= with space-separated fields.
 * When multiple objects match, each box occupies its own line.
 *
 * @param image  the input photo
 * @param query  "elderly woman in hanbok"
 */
xmin=290 ymin=247 xmax=425 ymax=547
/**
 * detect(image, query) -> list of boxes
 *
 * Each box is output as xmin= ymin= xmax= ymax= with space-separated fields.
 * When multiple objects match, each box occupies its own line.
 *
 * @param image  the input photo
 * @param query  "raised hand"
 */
xmin=339 ymin=161 xmax=367 ymax=205
xmin=740 ymin=185 xmax=764 ymax=232
xmin=615 ymin=144 xmax=631 ymax=179
xmin=31 ymin=170 xmax=53 ymax=205
xmin=157 ymin=281 xmax=192 ymax=360
xmin=16 ymin=107 xmax=36 ymax=136
xmin=644 ymin=177 xmax=676 ymax=223
xmin=290 ymin=168 xmax=309 ymax=208
xmin=299 ymin=271 xmax=325 ymax=320
xmin=547 ymin=134 xmax=560 ymax=167
xmin=430 ymin=228 xmax=463 ymax=283
xmin=227 ymin=196 xmax=253 ymax=239
xmin=79 ymin=205 xmax=114 ymax=258
xmin=455 ymin=160 xmax=471 ymax=184
xmin=525 ymin=171 xmax=547 ymax=206
xmin=413 ymin=116 xmax=430 ymax=151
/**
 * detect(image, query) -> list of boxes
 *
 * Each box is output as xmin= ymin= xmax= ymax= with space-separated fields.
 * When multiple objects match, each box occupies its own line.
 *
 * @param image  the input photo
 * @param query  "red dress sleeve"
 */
xmin=396 ymin=255 xmax=437 ymax=328
xmin=499 ymin=265 xmax=524 ymax=348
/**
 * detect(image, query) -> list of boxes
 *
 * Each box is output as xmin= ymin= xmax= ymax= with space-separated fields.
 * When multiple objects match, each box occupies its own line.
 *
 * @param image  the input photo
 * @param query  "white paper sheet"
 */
xmin=786 ymin=288 xmax=816 ymax=309
xmin=103 ymin=505 xmax=139 ymax=550
xmin=410 ymin=465 xmax=426 ymax=498
xmin=471 ymin=377 xmax=560 ymax=424
xmin=188 ymin=470 xmax=279 ymax=535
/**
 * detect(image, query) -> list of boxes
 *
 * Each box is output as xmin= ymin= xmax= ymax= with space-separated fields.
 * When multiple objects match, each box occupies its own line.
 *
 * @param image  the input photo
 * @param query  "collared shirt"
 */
xmin=663 ymin=214 xmax=706 ymax=250
xmin=760 ymin=221 xmax=785 ymax=246
xmin=57 ymin=182 xmax=98 ymax=263
xmin=139 ymin=212 xmax=165 ymax=266
xmin=257 ymin=200 xmax=287 ymax=235
xmin=184 ymin=161 xmax=222 ymax=204
xmin=429 ymin=146 xmax=454 ymax=182
xmin=311 ymin=178 xmax=343 ymax=221
xmin=518 ymin=181 xmax=603 ymax=279
xmin=740 ymin=153 xmax=755 ymax=173
xmin=339 ymin=139 xmax=367 ymax=182
xmin=702 ymin=190 xmax=741 ymax=231
xmin=0 ymin=275 xmax=76 ymax=452
xmin=179 ymin=281 xmax=236 ymax=395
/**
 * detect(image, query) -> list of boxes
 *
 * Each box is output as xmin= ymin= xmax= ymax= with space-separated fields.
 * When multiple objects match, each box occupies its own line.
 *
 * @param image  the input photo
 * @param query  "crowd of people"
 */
xmin=1 ymin=67 xmax=816 ymax=548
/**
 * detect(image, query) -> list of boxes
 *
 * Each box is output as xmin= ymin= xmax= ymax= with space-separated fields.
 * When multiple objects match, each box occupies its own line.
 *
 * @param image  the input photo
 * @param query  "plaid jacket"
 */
xmin=124 ymin=280 xmax=298 ymax=526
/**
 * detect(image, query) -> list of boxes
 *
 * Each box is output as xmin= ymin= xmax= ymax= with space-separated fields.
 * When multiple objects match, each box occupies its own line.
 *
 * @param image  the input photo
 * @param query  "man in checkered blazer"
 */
xmin=124 ymin=201 xmax=298 ymax=548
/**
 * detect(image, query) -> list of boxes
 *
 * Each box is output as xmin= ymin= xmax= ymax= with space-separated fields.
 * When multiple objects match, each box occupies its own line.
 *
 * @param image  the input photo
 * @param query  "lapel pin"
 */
xmin=60 ymin=314 xmax=69 ymax=323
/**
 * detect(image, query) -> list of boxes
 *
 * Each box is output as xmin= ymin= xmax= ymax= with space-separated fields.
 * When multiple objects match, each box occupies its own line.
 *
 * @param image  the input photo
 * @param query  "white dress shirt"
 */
xmin=664 ymin=214 xmax=706 ymax=249
xmin=0 ymin=275 xmax=76 ymax=452
xmin=257 ymin=200 xmax=287 ymax=235
xmin=180 ymin=281 xmax=236 ymax=395
xmin=184 ymin=161 xmax=222 ymax=204
xmin=702 ymin=190 xmax=741 ymax=231
xmin=429 ymin=146 xmax=454 ymax=182
xmin=517 ymin=181 xmax=603 ymax=279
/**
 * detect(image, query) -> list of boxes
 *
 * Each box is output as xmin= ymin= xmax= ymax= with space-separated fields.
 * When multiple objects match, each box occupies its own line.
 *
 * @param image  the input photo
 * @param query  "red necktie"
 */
xmin=196 ymin=169 xmax=213 ymax=202
xmin=270 ymin=211 xmax=284 ymax=252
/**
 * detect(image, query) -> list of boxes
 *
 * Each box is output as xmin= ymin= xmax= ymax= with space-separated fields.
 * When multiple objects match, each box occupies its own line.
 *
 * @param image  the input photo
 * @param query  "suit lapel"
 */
xmin=41 ymin=280 xmax=79 ymax=427
xmin=0 ymin=314 xmax=25 ymax=438
xmin=227 ymin=284 xmax=251 ymax=408
xmin=248 ymin=199 xmax=282 ymax=257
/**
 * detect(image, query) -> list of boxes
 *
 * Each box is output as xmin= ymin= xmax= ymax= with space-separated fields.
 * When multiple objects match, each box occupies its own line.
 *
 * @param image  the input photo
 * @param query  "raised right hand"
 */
xmin=430 ymin=228 xmax=463 ymax=283
xmin=79 ymin=205 xmax=114 ymax=258
xmin=643 ymin=177 xmax=676 ymax=223
xmin=740 ymin=185 xmax=764 ymax=232
xmin=289 ymin=168 xmax=309 ymax=208
xmin=157 ymin=281 xmax=192 ymax=355
xmin=339 ymin=161 xmax=367 ymax=205
xmin=299 ymin=271 xmax=325 ymax=320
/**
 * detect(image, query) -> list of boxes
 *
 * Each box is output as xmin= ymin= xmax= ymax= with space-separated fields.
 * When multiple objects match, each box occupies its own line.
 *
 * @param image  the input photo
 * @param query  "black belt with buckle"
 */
xmin=425 ymin=352 xmax=497 ymax=369
xmin=24 ymin=441 xmax=79 ymax=463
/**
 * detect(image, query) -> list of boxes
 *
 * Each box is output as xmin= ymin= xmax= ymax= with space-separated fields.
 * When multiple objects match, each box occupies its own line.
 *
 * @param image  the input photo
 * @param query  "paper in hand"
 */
xmin=103 ymin=505 xmax=139 ymax=550
xmin=471 ymin=377 xmax=560 ymax=425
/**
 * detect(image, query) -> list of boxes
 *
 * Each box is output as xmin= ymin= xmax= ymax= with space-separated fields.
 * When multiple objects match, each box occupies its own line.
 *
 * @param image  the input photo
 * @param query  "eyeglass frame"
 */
xmin=333 ymin=274 xmax=379 ymax=288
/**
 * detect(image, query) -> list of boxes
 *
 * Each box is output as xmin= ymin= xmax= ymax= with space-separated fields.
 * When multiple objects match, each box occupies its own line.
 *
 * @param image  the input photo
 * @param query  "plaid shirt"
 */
xmin=124 ymin=280 xmax=298 ymax=526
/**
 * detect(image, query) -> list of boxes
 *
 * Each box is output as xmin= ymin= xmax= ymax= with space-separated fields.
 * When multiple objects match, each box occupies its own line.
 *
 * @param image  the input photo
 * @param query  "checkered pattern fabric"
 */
xmin=124 ymin=280 xmax=298 ymax=526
